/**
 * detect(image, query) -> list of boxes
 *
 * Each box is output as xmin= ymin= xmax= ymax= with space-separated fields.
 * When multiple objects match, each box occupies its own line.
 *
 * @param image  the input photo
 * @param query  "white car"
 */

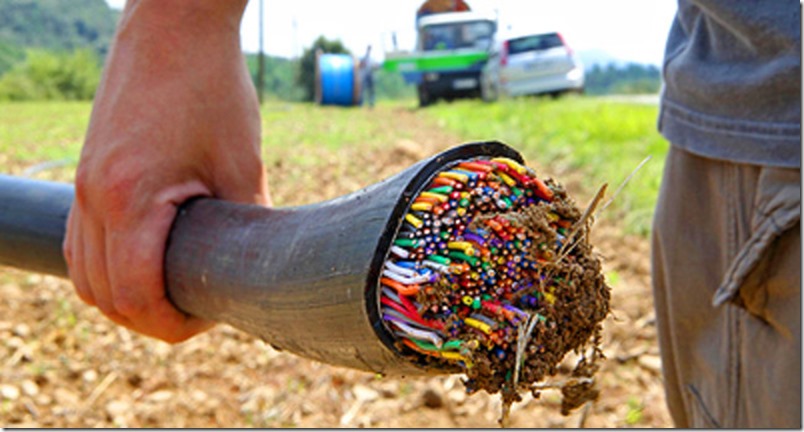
xmin=481 ymin=31 xmax=585 ymax=100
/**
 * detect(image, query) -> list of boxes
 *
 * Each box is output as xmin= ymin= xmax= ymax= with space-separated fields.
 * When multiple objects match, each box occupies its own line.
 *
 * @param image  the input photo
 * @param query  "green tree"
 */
xmin=244 ymin=53 xmax=304 ymax=102
xmin=0 ymin=48 xmax=101 ymax=100
xmin=0 ymin=42 xmax=24 ymax=75
xmin=296 ymin=36 xmax=350 ymax=102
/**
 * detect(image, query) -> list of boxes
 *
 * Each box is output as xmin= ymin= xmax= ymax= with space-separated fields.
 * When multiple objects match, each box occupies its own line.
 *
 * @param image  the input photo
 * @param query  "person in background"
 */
xmin=651 ymin=0 xmax=800 ymax=428
xmin=360 ymin=45 xmax=376 ymax=108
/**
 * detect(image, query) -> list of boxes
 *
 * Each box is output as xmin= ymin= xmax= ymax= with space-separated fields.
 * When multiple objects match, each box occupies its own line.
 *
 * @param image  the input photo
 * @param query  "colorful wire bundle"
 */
xmin=379 ymin=155 xmax=586 ymax=375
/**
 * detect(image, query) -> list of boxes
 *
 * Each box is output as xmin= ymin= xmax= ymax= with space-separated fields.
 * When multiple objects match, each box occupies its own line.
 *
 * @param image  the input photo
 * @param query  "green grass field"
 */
xmin=0 ymin=102 xmax=90 ymax=173
xmin=423 ymin=96 xmax=668 ymax=236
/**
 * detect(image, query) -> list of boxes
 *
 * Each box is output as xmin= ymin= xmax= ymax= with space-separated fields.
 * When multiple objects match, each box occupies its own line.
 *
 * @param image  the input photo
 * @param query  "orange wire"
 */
xmin=401 ymin=339 xmax=441 ymax=357
xmin=458 ymin=162 xmax=493 ymax=173
xmin=381 ymin=277 xmax=420 ymax=296
xmin=414 ymin=196 xmax=442 ymax=205
xmin=430 ymin=177 xmax=457 ymax=188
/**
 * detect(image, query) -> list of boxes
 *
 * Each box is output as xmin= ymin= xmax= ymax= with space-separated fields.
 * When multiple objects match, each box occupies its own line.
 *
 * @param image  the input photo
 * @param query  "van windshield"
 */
xmin=421 ymin=20 xmax=495 ymax=51
xmin=508 ymin=33 xmax=563 ymax=55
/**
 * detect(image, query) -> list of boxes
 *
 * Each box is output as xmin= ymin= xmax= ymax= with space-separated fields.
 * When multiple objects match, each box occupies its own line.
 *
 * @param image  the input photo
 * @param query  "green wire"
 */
xmin=426 ymin=254 xmax=451 ymax=265
xmin=394 ymin=238 xmax=418 ymax=247
xmin=429 ymin=186 xmax=453 ymax=195
xmin=412 ymin=339 xmax=464 ymax=352
xmin=448 ymin=251 xmax=478 ymax=267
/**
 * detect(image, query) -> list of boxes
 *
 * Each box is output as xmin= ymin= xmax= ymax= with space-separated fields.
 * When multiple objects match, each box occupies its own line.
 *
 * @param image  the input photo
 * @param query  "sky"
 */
xmin=105 ymin=0 xmax=678 ymax=66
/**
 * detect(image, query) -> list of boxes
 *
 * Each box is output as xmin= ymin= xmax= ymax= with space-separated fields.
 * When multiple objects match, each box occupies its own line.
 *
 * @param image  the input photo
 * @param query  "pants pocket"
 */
xmin=712 ymin=167 xmax=800 ymax=310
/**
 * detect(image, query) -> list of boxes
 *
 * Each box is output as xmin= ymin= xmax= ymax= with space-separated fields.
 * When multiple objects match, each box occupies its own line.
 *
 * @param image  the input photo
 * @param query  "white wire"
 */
xmin=382 ymin=269 xmax=431 ymax=285
xmin=389 ymin=320 xmax=443 ymax=348
xmin=389 ymin=245 xmax=410 ymax=259
xmin=381 ymin=287 xmax=402 ymax=304
xmin=422 ymin=260 xmax=449 ymax=273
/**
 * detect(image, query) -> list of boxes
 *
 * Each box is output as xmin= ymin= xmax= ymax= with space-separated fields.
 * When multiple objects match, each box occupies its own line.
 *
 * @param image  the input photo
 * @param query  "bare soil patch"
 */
xmin=0 ymin=105 xmax=671 ymax=428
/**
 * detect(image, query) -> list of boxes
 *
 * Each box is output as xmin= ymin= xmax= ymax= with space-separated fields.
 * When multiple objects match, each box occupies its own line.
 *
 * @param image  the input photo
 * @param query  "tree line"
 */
xmin=584 ymin=63 xmax=661 ymax=95
xmin=245 ymin=36 xmax=414 ymax=103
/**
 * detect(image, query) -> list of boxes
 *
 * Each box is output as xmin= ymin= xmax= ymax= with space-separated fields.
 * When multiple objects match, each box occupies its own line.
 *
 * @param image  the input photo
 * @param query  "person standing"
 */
xmin=360 ymin=45 xmax=376 ymax=108
xmin=651 ymin=0 xmax=801 ymax=428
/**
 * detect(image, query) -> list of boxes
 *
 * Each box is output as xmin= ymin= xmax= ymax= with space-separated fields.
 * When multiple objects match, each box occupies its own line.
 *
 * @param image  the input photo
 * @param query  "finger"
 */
xmin=64 ymin=208 xmax=96 ymax=307
xmin=144 ymin=300 xmax=216 ymax=343
xmin=106 ymin=194 xmax=183 ymax=314
xmin=82 ymin=219 xmax=130 ymax=327
xmin=106 ymin=201 xmax=214 ymax=342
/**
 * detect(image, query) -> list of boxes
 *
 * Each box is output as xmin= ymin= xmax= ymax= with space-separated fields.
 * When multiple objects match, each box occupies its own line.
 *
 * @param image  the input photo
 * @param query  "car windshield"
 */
xmin=421 ymin=20 xmax=495 ymax=51
xmin=507 ymin=33 xmax=563 ymax=55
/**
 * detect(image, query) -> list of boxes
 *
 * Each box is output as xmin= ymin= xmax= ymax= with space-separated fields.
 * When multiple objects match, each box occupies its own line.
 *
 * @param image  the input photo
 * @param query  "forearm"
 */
xmin=117 ymin=0 xmax=248 ymax=41
xmin=105 ymin=0 xmax=249 ymax=87
xmin=87 ymin=0 xmax=260 ymax=189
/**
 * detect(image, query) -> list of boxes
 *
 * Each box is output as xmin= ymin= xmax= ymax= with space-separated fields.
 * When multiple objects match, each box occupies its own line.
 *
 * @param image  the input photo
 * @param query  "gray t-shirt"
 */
xmin=658 ymin=0 xmax=801 ymax=168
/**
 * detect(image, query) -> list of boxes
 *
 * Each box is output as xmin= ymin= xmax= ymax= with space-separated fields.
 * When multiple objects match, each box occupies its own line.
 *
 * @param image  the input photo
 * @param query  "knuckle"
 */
xmin=72 ymin=164 xmax=93 ymax=206
xmin=100 ymin=173 xmax=140 ymax=215
xmin=75 ymin=157 xmax=142 ymax=214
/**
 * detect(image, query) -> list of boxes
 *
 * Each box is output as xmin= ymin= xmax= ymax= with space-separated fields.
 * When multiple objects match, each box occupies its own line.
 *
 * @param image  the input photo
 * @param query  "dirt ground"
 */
xmin=0 ymin=106 xmax=673 ymax=428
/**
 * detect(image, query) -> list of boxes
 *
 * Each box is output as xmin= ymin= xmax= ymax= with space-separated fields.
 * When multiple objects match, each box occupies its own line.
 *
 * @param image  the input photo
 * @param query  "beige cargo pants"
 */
xmin=651 ymin=147 xmax=801 ymax=428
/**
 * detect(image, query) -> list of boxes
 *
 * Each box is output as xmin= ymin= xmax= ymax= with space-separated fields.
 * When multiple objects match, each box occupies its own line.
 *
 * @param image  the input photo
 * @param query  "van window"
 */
xmin=507 ymin=33 xmax=563 ymax=55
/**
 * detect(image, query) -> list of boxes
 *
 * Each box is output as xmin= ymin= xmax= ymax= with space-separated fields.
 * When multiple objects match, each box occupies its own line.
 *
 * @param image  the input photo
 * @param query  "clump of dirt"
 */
xmin=464 ymin=181 xmax=610 ymax=424
xmin=379 ymin=156 xmax=611 ymax=425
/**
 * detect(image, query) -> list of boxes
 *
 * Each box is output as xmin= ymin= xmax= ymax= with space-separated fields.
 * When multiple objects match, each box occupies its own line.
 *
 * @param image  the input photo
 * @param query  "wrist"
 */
xmin=115 ymin=0 xmax=247 ymax=54
xmin=100 ymin=0 xmax=251 ymax=96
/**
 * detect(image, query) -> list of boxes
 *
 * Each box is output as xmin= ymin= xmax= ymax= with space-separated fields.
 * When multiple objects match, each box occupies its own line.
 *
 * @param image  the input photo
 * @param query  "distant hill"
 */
xmin=0 ymin=0 xmax=118 ymax=56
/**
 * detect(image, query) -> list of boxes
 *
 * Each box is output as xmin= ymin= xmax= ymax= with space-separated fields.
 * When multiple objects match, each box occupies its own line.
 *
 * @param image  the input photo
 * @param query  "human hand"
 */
xmin=64 ymin=0 xmax=270 ymax=343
